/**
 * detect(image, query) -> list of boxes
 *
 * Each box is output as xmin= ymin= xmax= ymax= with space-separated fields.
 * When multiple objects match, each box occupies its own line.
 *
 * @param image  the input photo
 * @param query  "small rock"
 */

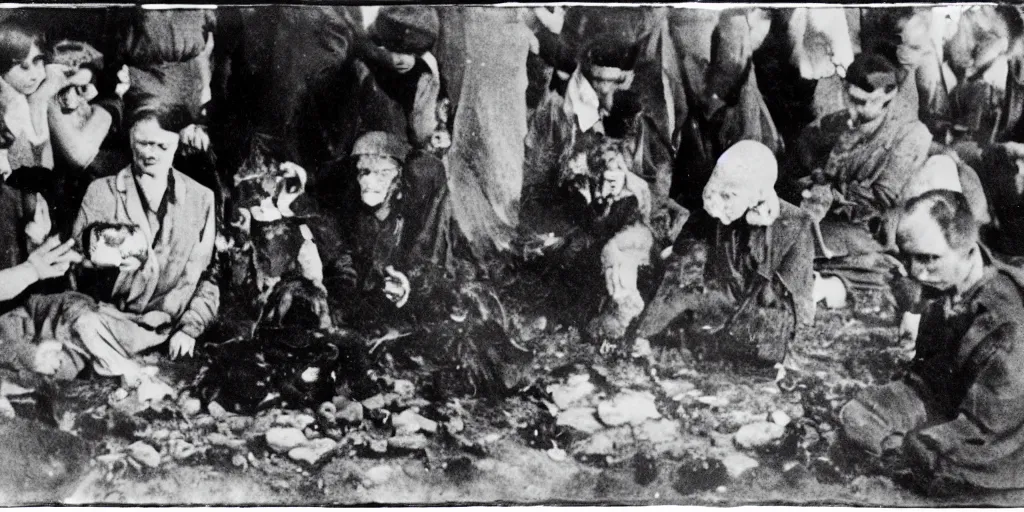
xmin=170 ymin=440 xmax=198 ymax=460
xmin=276 ymin=414 xmax=316 ymax=430
xmin=336 ymin=402 xmax=364 ymax=424
xmin=127 ymin=441 xmax=161 ymax=468
xmin=658 ymin=379 xmax=695 ymax=397
xmin=635 ymin=419 xmax=684 ymax=447
xmin=446 ymin=417 xmax=465 ymax=433
xmin=392 ymin=379 xmax=415 ymax=398
xmin=531 ymin=316 xmax=547 ymax=331
xmin=318 ymin=402 xmax=337 ymax=421
xmin=547 ymin=447 xmax=567 ymax=461
xmin=265 ymin=427 xmax=307 ymax=453
xmin=369 ymin=438 xmax=388 ymax=454
xmin=770 ymin=411 xmax=792 ymax=427
xmin=364 ymin=465 xmax=393 ymax=486
xmin=225 ymin=415 xmax=253 ymax=433
xmin=180 ymin=398 xmax=202 ymax=417
xmin=556 ymin=408 xmax=603 ymax=434
xmin=231 ymin=453 xmax=248 ymax=468
xmin=734 ymin=421 xmax=786 ymax=449
xmin=332 ymin=396 xmax=351 ymax=410
xmin=288 ymin=438 xmax=338 ymax=465
xmin=151 ymin=429 xmax=170 ymax=441
xmin=597 ymin=390 xmax=661 ymax=427
xmin=361 ymin=394 xmax=386 ymax=410
xmin=574 ymin=427 xmax=633 ymax=456
xmin=547 ymin=374 xmax=596 ymax=410
xmin=388 ymin=434 xmax=429 ymax=451
xmin=207 ymin=401 xmax=228 ymax=419
xmin=723 ymin=453 xmax=760 ymax=478
xmin=392 ymin=410 xmax=437 ymax=435
xmin=696 ymin=396 xmax=729 ymax=408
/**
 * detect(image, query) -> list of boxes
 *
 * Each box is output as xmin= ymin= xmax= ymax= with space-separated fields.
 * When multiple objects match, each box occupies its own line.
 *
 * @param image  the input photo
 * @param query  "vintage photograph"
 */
xmin=0 ymin=2 xmax=1021 ymax=506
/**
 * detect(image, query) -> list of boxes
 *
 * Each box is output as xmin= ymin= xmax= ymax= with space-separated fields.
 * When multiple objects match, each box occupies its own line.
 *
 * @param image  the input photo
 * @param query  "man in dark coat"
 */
xmin=840 ymin=190 xmax=1024 ymax=494
xmin=637 ymin=141 xmax=815 ymax=367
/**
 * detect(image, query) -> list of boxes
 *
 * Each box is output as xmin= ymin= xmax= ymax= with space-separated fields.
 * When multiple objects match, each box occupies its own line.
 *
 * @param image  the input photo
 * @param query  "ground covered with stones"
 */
xmin=2 ymin=262 xmax=1019 ymax=506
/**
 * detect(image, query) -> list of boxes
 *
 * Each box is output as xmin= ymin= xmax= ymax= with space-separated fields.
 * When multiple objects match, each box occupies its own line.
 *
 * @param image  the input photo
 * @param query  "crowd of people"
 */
xmin=0 ymin=4 xmax=1023 ymax=496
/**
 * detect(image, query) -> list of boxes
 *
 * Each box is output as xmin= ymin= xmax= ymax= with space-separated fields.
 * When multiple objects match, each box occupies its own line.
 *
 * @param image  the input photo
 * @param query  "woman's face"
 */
xmin=703 ymin=178 xmax=756 ymax=226
xmin=129 ymin=118 xmax=180 ymax=178
xmin=3 ymin=43 xmax=45 ymax=96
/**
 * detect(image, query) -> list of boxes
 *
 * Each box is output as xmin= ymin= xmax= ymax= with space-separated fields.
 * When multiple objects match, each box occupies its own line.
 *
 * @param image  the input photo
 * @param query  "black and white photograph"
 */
xmin=0 ymin=1 xmax=1021 ymax=506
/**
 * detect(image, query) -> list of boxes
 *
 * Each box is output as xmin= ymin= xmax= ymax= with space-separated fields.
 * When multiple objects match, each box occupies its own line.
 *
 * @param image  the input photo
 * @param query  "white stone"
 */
xmin=288 ymin=438 xmax=338 ymax=465
xmin=364 ymin=465 xmax=393 ymax=486
xmin=393 ymin=379 xmax=415 ymax=398
xmin=336 ymin=402 xmax=364 ymax=424
xmin=207 ymin=401 xmax=228 ymax=418
xmin=388 ymin=434 xmax=429 ymax=451
xmin=770 ymin=411 xmax=792 ymax=427
xmin=723 ymin=453 xmax=759 ymax=478
xmin=547 ymin=374 xmax=596 ymax=410
xmin=392 ymin=410 xmax=437 ymax=436
xmin=597 ymin=390 xmax=661 ymax=427
xmin=266 ymin=427 xmax=308 ymax=453
xmin=733 ymin=421 xmax=786 ymax=449
xmin=658 ymin=379 xmax=695 ymax=397
xmin=556 ymin=408 xmax=604 ymax=434
xmin=127 ymin=441 xmax=161 ymax=468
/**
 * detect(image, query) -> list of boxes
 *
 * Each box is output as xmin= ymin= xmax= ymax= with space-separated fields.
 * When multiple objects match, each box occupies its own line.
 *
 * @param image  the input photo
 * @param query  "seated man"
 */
xmin=636 ymin=141 xmax=815 ymax=368
xmin=793 ymin=52 xmax=932 ymax=304
xmin=523 ymin=37 xmax=675 ymax=238
xmin=0 ymin=103 xmax=219 ymax=397
xmin=318 ymin=131 xmax=451 ymax=329
xmin=840 ymin=190 xmax=1024 ymax=495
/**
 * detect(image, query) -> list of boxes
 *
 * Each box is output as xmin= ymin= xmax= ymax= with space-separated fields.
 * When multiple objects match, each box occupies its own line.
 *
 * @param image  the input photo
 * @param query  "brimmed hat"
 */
xmin=352 ymin=131 xmax=411 ymax=165
xmin=369 ymin=6 xmax=440 ymax=55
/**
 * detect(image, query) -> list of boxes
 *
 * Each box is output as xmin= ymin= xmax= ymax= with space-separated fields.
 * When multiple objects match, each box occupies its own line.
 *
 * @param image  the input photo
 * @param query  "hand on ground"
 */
xmin=168 ymin=331 xmax=196 ymax=360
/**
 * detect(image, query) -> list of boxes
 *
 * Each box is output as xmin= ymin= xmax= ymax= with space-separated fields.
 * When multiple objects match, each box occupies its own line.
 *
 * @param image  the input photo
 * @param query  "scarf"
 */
xmin=563 ymin=67 xmax=603 ymax=134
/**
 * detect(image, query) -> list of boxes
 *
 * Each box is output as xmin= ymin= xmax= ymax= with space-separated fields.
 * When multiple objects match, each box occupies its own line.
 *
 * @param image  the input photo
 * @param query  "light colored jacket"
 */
xmin=72 ymin=166 xmax=219 ymax=338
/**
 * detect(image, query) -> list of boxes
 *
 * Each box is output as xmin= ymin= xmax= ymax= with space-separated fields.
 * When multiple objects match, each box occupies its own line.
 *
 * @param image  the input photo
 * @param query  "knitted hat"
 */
xmin=352 ymin=131 xmax=411 ymax=165
xmin=704 ymin=140 xmax=780 ymax=226
xmin=369 ymin=6 xmax=440 ymax=55
xmin=580 ymin=36 xmax=639 ymax=71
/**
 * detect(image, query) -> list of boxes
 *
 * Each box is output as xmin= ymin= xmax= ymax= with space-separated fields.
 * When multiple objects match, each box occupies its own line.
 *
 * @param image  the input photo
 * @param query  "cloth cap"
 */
xmin=369 ymin=6 xmax=440 ymax=55
xmin=844 ymin=52 xmax=900 ymax=94
xmin=352 ymin=131 xmax=411 ymax=165
xmin=581 ymin=36 xmax=639 ymax=71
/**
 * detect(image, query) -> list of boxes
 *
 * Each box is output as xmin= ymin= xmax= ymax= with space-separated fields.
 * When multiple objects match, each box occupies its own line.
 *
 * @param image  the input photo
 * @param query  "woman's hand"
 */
xmin=115 ymin=65 xmax=130 ymax=98
xmin=24 ymin=193 xmax=51 ymax=248
xmin=26 ymin=236 xmax=82 ymax=280
xmin=179 ymin=124 xmax=210 ymax=152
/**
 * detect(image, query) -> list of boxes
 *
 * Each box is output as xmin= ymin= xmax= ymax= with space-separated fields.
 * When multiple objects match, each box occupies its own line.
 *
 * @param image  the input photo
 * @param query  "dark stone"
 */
xmin=672 ymin=455 xmax=729 ymax=496
xmin=633 ymin=452 xmax=659 ymax=486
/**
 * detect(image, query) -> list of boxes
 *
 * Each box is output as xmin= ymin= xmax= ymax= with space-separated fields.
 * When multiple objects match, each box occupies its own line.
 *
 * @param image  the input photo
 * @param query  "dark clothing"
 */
xmin=638 ymin=201 xmax=815 ymax=362
xmin=842 ymin=251 xmax=1024 ymax=491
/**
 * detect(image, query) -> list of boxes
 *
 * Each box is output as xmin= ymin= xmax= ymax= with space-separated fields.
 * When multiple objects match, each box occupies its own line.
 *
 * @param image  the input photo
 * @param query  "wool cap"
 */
xmin=352 ymin=131 xmax=411 ymax=164
xmin=369 ymin=6 xmax=440 ymax=55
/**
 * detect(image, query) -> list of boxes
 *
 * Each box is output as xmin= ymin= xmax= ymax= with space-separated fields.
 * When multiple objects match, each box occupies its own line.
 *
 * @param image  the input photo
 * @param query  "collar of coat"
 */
xmin=115 ymin=165 xmax=179 ymax=206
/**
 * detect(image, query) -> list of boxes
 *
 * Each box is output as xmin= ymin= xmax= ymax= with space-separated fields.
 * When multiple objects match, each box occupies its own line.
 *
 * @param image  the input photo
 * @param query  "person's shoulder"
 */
xmin=776 ymin=199 xmax=815 ymax=228
xmin=172 ymin=168 xmax=215 ymax=203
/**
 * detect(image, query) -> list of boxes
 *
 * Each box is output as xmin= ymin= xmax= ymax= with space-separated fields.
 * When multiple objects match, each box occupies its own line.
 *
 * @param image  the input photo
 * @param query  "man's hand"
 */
xmin=32 ymin=341 xmax=65 ymax=375
xmin=168 ymin=331 xmax=196 ymax=360
xmin=179 ymin=124 xmax=210 ymax=152
xmin=27 ymin=237 xmax=82 ymax=280
xmin=383 ymin=266 xmax=411 ymax=308
xmin=115 ymin=65 xmax=130 ymax=98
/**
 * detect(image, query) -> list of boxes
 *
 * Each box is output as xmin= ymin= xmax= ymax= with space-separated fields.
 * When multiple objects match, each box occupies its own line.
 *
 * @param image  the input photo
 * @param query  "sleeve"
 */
xmin=176 ymin=193 xmax=220 ymax=339
xmin=904 ymin=319 xmax=1024 ymax=485
xmin=774 ymin=213 xmax=816 ymax=326
xmin=842 ymin=125 xmax=932 ymax=212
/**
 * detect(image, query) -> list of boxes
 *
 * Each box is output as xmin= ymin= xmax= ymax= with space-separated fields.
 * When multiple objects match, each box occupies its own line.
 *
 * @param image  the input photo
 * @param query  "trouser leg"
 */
xmin=71 ymin=310 xmax=166 ymax=381
xmin=839 ymin=380 xmax=932 ymax=457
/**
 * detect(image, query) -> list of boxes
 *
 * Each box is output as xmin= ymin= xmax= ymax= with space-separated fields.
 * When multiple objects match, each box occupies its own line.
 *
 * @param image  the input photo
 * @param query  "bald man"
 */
xmin=840 ymin=190 xmax=1024 ymax=494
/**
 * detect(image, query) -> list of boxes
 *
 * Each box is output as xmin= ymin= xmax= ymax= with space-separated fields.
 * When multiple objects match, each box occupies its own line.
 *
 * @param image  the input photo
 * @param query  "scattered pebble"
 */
xmin=393 ymin=380 xmax=415 ymax=398
xmin=364 ymin=465 xmax=393 ymax=486
xmin=207 ymin=401 xmax=228 ymax=419
xmin=722 ymin=453 xmax=759 ymax=478
xmin=389 ymin=434 xmax=429 ymax=451
xmin=361 ymin=394 xmax=386 ymax=410
xmin=547 ymin=375 xmax=596 ymax=410
xmin=288 ymin=438 xmax=338 ymax=465
xmin=556 ymin=408 xmax=603 ymax=434
xmin=265 ymin=427 xmax=307 ymax=453
xmin=546 ymin=448 xmax=567 ymax=461
xmin=336 ymin=402 xmax=364 ymax=425
xmin=180 ymin=398 xmax=202 ymax=417
xmin=127 ymin=441 xmax=161 ymax=468
xmin=597 ymin=390 xmax=661 ymax=427
xmin=770 ymin=411 xmax=792 ymax=427
xmin=734 ymin=421 xmax=786 ymax=449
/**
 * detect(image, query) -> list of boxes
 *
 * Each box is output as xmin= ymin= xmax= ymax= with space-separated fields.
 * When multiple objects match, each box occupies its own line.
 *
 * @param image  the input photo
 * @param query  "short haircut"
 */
xmin=844 ymin=52 xmax=900 ymax=94
xmin=579 ymin=37 xmax=638 ymax=73
xmin=126 ymin=98 xmax=192 ymax=134
xmin=904 ymin=189 xmax=979 ymax=250
xmin=0 ymin=18 xmax=41 ymax=75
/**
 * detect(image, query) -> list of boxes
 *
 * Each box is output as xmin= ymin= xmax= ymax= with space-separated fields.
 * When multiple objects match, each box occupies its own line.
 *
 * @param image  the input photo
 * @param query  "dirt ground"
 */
xmin=5 ymin=260 xmax=1024 ymax=507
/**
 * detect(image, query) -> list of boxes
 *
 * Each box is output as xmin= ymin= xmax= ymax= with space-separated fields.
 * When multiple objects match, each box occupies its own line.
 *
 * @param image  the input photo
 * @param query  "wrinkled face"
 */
xmin=897 ymin=209 xmax=974 ymax=292
xmin=2 ymin=43 xmax=45 ymax=96
xmin=564 ymin=152 xmax=593 ymax=203
xmin=597 ymin=149 xmax=628 ymax=200
xmin=388 ymin=50 xmax=417 ymax=74
xmin=897 ymin=13 xmax=932 ymax=69
xmin=129 ymin=118 xmax=179 ymax=178
xmin=586 ymin=65 xmax=632 ymax=113
xmin=703 ymin=177 xmax=756 ymax=225
xmin=845 ymin=84 xmax=895 ymax=127
xmin=356 ymin=154 xmax=401 ymax=207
